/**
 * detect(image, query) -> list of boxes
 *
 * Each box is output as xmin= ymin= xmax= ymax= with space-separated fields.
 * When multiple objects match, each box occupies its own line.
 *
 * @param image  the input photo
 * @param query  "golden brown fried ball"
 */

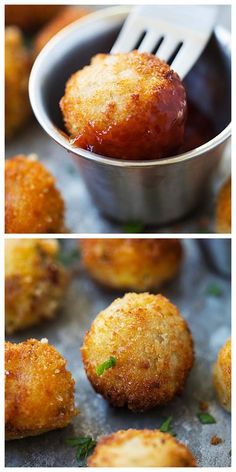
xmin=213 ymin=338 xmax=231 ymax=412
xmin=88 ymin=429 xmax=197 ymax=467
xmin=5 ymin=27 xmax=32 ymax=140
xmin=81 ymin=292 xmax=194 ymax=412
xmin=35 ymin=7 xmax=90 ymax=54
xmin=80 ymin=239 xmax=182 ymax=291
xmin=5 ymin=239 xmax=68 ymax=334
xmin=60 ymin=51 xmax=187 ymax=160
xmin=5 ymin=5 xmax=63 ymax=32
xmin=5 ymin=338 xmax=77 ymax=440
xmin=215 ymin=178 xmax=231 ymax=233
xmin=5 ymin=155 xmax=65 ymax=233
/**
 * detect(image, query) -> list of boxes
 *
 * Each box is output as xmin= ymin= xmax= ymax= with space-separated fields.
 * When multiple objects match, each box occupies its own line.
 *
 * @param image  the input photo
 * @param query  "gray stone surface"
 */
xmin=5 ymin=239 xmax=231 ymax=467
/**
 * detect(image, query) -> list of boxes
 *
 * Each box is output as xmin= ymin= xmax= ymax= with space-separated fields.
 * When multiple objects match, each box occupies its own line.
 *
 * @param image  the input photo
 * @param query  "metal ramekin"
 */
xmin=199 ymin=239 xmax=231 ymax=278
xmin=29 ymin=6 xmax=231 ymax=225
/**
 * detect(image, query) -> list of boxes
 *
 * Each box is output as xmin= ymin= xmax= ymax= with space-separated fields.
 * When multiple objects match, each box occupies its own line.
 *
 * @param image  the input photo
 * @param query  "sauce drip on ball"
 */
xmin=60 ymin=51 xmax=187 ymax=160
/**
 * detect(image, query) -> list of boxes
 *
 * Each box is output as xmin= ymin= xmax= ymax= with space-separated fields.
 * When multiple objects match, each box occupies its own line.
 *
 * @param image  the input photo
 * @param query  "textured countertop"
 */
xmin=5 ymin=239 xmax=231 ymax=467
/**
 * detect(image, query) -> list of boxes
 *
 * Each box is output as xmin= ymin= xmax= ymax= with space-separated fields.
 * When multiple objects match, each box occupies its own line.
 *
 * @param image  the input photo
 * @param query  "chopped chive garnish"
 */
xmin=160 ymin=416 xmax=176 ymax=436
xmin=66 ymin=436 xmax=96 ymax=464
xmin=96 ymin=356 xmax=117 ymax=376
xmin=56 ymin=248 xmax=79 ymax=266
xmin=123 ymin=222 xmax=145 ymax=233
xmin=197 ymin=412 xmax=216 ymax=424
xmin=206 ymin=283 xmax=222 ymax=297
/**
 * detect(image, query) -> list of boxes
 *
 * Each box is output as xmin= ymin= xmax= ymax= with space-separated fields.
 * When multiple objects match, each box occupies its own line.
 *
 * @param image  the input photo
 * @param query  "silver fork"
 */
xmin=111 ymin=5 xmax=217 ymax=79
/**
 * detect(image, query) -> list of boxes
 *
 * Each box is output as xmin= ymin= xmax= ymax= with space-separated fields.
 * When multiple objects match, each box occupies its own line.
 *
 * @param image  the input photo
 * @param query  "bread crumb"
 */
xmin=199 ymin=400 xmax=209 ymax=412
xmin=40 ymin=338 xmax=48 ymax=344
xmin=211 ymin=435 xmax=222 ymax=446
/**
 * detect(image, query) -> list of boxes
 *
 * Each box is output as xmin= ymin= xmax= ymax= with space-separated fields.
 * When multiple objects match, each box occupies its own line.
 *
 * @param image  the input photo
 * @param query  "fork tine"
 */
xmin=138 ymin=31 xmax=161 ymax=53
xmin=171 ymin=40 xmax=203 ymax=78
xmin=111 ymin=5 xmax=217 ymax=78
xmin=155 ymin=36 xmax=179 ymax=62
xmin=111 ymin=24 xmax=144 ymax=54
xmin=111 ymin=33 xmax=139 ymax=53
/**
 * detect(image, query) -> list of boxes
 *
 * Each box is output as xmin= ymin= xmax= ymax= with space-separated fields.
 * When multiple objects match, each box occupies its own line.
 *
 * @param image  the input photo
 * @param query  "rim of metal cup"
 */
xmin=29 ymin=5 xmax=231 ymax=169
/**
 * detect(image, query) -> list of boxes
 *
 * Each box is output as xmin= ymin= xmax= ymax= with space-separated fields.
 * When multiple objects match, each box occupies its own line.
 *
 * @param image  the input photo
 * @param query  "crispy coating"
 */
xmin=5 ymin=239 xmax=69 ymax=334
xmin=5 ymin=339 xmax=77 ymax=440
xmin=80 ymin=239 xmax=182 ymax=291
xmin=5 ymin=27 xmax=32 ymax=140
xmin=213 ymin=338 xmax=231 ymax=412
xmin=5 ymin=155 xmax=65 ymax=233
xmin=88 ymin=429 xmax=197 ymax=467
xmin=5 ymin=5 xmax=63 ymax=31
xmin=35 ymin=7 xmax=90 ymax=54
xmin=81 ymin=293 xmax=194 ymax=411
xmin=60 ymin=51 xmax=187 ymax=160
xmin=215 ymin=178 xmax=231 ymax=233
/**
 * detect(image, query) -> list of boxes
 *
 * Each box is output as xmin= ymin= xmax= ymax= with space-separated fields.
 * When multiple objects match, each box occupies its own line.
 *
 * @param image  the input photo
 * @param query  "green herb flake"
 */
xmin=66 ymin=436 xmax=96 ymax=464
xmin=96 ymin=356 xmax=117 ymax=376
xmin=197 ymin=412 xmax=216 ymax=424
xmin=206 ymin=284 xmax=222 ymax=297
xmin=160 ymin=416 xmax=176 ymax=436
xmin=123 ymin=222 xmax=146 ymax=233
xmin=56 ymin=248 xmax=80 ymax=266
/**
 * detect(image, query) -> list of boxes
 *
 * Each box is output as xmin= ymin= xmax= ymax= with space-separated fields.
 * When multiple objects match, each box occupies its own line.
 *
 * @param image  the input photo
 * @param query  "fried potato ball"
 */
xmin=81 ymin=292 xmax=194 ymax=412
xmin=213 ymin=338 xmax=231 ymax=412
xmin=5 ymin=155 xmax=65 ymax=233
xmin=35 ymin=7 xmax=90 ymax=54
xmin=215 ymin=178 xmax=231 ymax=233
xmin=88 ymin=429 xmax=197 ymax=467
xmin=80 ymin=239 xmax=182 ymax=291
xmin=5 ymin=5 xmax=63 ymax=32
xmin=5 ymin=27 xmax=32 ymax=140
xmin=5 ymin=239 xmax=68 ymax=334
xmin=5 ymin=338 xmax=77 ymax=440
xmin=60 ymin=51 xmax=187 ymax=160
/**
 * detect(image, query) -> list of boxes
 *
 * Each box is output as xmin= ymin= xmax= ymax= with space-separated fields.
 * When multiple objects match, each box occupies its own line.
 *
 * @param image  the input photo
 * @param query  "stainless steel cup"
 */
xmin=198 ymin=239 xmax=231 ymax=278
xmin=29 ymin=6 xmax=231 ymax=225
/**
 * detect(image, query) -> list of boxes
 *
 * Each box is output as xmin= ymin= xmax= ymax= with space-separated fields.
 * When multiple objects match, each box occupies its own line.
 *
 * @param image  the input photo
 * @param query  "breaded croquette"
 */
xmin=35 ymin=7 xmax=90 ymax=54
xmin=60 ymin=51 xmax=187 ymax=160
xmin=5 ymin=155 xmax=65 ymax=233
xmin=215 ymin=178 xmax=231 ymax=233
xmin=81 ymin=292 xmax=194 ymax=412
xmin=5 ymin=5 xmax=63 ymax=32
xmin=5 ymin=239 xmax=68 ymax=333
xmin=5 ymin=339 xmax=77 ymax=439
xmin=80 ymin=239 xmax=182 ymax=291
xmin=5 ymin=27 xmax=32 ymax=140
xmin=88 ymin=429 xmax=197 ymax=467
xmin=213 ymin=338 xmax=231 ymax=412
